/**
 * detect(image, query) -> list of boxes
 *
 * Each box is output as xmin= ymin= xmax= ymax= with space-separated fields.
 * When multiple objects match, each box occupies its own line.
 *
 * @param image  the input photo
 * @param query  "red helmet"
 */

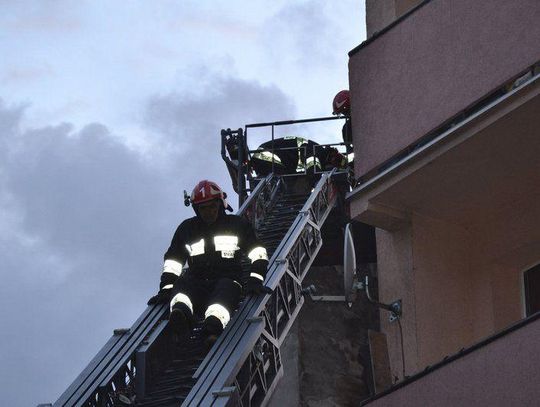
xmin=190 ymin=180 xmax=232 ymax=211
xmin=332 ymin=90 xmax=350 ymax=115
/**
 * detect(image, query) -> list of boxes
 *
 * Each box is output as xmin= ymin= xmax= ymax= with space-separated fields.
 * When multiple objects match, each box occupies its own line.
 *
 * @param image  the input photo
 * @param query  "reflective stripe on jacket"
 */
xmin=162 ymin=214 xmax=268 ymax=283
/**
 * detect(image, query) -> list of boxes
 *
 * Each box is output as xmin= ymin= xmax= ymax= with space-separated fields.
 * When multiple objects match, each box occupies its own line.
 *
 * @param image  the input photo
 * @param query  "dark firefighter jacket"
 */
xmin=160 ymin=214 xmax=268 ymax=289
xmin=251 ymin=136 xmax=323 ymax=176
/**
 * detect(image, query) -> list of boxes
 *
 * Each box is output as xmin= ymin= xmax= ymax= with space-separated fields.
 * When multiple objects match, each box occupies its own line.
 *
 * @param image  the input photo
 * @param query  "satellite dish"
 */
xmin=343 ymin=223 xmax=357 ymax=302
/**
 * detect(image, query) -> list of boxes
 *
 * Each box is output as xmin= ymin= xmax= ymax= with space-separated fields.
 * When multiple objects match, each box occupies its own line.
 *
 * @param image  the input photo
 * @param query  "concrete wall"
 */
xmin=350 ymin=0 xmax=540 ymax=177
xmin=269 ymin=265 xmax=376 ymax=406
xmin=268 ymin=322 xmax=300 ymax=407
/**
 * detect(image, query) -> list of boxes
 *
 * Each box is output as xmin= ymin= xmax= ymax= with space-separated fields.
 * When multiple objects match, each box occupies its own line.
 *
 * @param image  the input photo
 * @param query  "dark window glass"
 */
xmin=524 ymin=264 xmax=540 ymax=316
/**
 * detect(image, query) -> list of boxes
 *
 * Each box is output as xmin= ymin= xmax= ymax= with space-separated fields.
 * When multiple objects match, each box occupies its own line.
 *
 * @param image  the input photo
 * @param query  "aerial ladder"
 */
xmin=54 ymin=117 xmax=350 ymax=407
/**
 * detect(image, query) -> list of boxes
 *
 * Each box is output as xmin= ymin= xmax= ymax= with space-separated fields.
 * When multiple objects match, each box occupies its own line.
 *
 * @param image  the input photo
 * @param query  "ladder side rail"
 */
xmin=194 ymin=262 xmax=301 ymax=406
xmin=189 ymin=229 xmax=301 ymax=386
xmin=53 ymin=335 xmax=124 ymax=407
xmin=187 ymin=172 xmax=337 ymax=406
xmin=77 ymin=304 xmax=167 ymax=406
xmin=134 ymin=319 xmax=170 ymax=399
xmin=189 ymin=253 xmax=294 ymax=388
xmin=54 ymin=303 xmax=167 ymax=407
xmin=251 ymin=176 xmax=283 ymax=229
xmin=205 ymin=320 xmax=281 ymax=407
xmin=237 ymin=173 xmax=282 ymax=222
xmin=268 ymin=173 xmax=337 ymax=343
xmin=188 ymin=172 xmax=335 ymax=404
xmin=229 ymin=172 xmax=337 ymax=405
xmin=187 ymin=173 xmax=328 ymax=400
xmin=211 ymin=326 xmax=284 ymax=407
xmin=236 ymin=173 xmax=273 ymax=216
xmin=81 ymin=305 xmax=169 ymax=406
xmin=192 ymin=318 xmax=266 ymax=406
xmin=183 ymin=310 xmax=263 ymax=405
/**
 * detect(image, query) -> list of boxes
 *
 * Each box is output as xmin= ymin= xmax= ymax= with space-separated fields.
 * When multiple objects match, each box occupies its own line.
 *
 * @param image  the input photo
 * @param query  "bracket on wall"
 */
xmin=344 ymin=222 xmax=402 ymax=320
xmin=301 ymin=284 xmax=348 ymax=302
xmin=301 ymin=223 xmax=403 ymax=323
xmin=365 ymin=275 xmax=402 ymax=322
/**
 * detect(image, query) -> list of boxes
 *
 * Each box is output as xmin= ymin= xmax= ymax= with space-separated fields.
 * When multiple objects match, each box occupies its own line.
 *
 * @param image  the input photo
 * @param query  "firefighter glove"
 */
xmin=245 ymin=276 xmax=272 ymax=295
xmin=147 ymin=288 xmax=171 ymax=305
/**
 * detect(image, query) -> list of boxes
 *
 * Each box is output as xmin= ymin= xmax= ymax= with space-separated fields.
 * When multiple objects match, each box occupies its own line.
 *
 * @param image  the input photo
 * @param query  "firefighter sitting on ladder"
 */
xmin=250 ymin=135 xmax=322 ymax=177
xmin=148 ymin=180 xmax=270 ymax=338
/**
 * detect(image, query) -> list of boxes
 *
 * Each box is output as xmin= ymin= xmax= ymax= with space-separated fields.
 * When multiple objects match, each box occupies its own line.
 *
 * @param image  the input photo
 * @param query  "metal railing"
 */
xmin=54 ymin=304 xmax=168 ymax=406
xmin=222 ymin=117 xmax=346 ymax=206
xmin=238 ymin=173 xmax=283 ymax=229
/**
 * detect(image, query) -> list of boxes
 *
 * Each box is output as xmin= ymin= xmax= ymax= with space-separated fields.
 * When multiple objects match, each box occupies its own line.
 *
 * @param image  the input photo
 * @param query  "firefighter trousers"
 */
xmin=170 ymin=275 xmax=242 ymax=324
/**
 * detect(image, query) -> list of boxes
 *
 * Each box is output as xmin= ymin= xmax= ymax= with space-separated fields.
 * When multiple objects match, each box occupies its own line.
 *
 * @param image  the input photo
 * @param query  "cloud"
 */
xmin=1 ymin=65 xmax=54 ymax=84
xmin=261 ymin=0 xmax=344 ymax=68
xmin=1 ymin=1 xmax=81 ymax=33
xmin=0 ymin=100 xmax=177 ymax=405
xmin=143 ymin=70 xmax=296 ymax=190
xmin=0 ymin=71 xmax=294 ymax=406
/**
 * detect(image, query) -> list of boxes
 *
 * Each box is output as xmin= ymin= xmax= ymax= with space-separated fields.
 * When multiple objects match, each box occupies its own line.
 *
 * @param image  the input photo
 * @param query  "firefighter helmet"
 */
xmin=332 ymin=90 xmax=350 ymax=115
xmin=190 ymin=180 xmax=232 ymax=211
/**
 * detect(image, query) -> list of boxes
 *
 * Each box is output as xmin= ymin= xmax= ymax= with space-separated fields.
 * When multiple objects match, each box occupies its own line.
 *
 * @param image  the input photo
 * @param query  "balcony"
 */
xmin=362 ymin=312 xmax=540 ymax=406
xmin=348 ymin=0 xmax=540 ymax=179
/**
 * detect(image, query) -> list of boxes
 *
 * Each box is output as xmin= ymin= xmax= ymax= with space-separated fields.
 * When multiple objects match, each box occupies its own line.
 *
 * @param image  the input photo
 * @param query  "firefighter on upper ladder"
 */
xmin=250 ymin=136 xmax=323 ymax=177
xmin=148 ymin=180 xmax=270 ymax=341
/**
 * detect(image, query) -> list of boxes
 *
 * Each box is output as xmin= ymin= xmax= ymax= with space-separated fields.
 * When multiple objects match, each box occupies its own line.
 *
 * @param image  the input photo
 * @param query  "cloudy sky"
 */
xmin=0 ymin=1 xmax=365 ymax=405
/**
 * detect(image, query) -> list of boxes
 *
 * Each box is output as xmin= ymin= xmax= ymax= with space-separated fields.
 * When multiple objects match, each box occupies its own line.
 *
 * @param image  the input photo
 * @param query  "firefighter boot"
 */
xmin=203 ymin=315 xmax=223 ymax=350
xmin=169 ymin=303 xmax=192 ymax=342
xmin=203 ymin=315 xmax=223 ymax=336
xmin=204 ymin=334 xmax=219 ymax=350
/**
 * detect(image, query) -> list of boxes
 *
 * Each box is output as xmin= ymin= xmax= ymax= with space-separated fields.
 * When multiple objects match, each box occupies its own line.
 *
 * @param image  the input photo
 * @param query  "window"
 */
xmin=524 ymin=264 xmax=540 ymax=316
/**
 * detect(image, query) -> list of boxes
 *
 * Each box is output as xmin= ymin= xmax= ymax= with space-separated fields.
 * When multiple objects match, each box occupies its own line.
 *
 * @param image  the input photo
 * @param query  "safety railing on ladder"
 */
xmin=240 ymin=174 xmax=284 ymax=230
xmin=183 ymin=169 xmax=338 ymax=406
xmin=53 ymin=303 xmax=169 ymax=406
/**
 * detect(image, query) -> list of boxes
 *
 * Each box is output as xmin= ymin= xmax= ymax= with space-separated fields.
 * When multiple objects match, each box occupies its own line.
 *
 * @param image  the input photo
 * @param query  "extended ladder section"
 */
xmin=55 ymin=171 xmax=338 ymax=407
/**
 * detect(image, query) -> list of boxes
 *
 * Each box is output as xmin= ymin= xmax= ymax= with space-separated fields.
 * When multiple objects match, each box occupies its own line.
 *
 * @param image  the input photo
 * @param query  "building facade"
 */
xmin=347 ymin=0 xmax=540 ymax=404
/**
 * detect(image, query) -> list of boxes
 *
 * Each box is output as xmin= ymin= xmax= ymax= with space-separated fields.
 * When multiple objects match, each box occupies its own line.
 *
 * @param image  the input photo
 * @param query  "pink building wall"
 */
xmin=365 ymin=315 xmax=540 ymax=406
xmin=354 ymin=84 xmax=540 ymax=380
xmin=349 ymin=0 xmax=540 ymax=177
xmin=376 ymin=203 xmax=540 ymax=379
xmin=366 ymin=0 xmax=424 ymax=38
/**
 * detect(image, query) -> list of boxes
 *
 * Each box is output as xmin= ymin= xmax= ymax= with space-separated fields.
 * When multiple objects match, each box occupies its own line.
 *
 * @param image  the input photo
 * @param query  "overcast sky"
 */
xmin=0 ymin=1 xmax=366 ymax=405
